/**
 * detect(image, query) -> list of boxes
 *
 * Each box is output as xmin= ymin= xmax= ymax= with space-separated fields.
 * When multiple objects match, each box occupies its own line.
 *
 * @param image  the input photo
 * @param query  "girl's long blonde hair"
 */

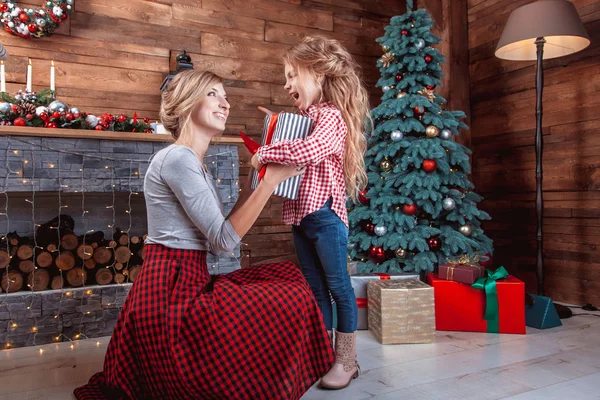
xmin=159 ymin=69 xmax=223 ymax=145
xmin=284 ymin=35 xmax=371 ymax=201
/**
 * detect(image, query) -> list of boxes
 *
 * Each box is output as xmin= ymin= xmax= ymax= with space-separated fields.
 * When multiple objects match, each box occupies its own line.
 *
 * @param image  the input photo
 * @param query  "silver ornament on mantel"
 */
xmin=440 ymin=128 xmax=453 ymax=140
xmin=85 ymin=114 xmax=98 ymax=128
xmin=69 ymin=107 xmax=80 ymax=115
xmin=459 ymin=224 xmax=472 ymax=236
xmin=390 ymin=130 xmax=404 ymax=142
xmin=442 ymin=197 xmax=456 ymax=211
xmin=415 ymin=38 xmax=426 ymax=50
xmin=383 ymin=85 xmax=391 ymax=93
xmin=0 ymin=102 xmax=11 ymax=114
xmin=48 ymin=100 xmax=67 ymax=113
xmin=374 ymin=225 xmax=387 ymax=236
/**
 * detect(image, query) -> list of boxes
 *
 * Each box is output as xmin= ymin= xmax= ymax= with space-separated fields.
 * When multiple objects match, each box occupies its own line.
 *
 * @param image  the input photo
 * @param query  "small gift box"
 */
xmin=351 ymin=273 xmax=419 ymax=330
xmin=438 ymin=255 xmax=485 ymax=285
xmin=368 ymin=279 xmax=435 ymax=344
xmin=241 ymin=113 xmax=314 ymax=200
xmin=427 ymin=267 xmax=526 ymax=334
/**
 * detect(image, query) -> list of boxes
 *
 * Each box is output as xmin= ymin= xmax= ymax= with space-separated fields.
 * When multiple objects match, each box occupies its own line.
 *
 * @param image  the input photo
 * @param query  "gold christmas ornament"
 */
xmin=418 ymin=88 xmax=435 ymax=102
xmin=425 ymin=125 xmax=440 ymax=138
xmin=396 ymin=92 xmax=408 ymax=99
xmin=380 ymin=157 xmax=392 ymax=172
xmin=380 ymin=52 xmax=395 ymax=68
xmin=395 ymin=248 xmax=406 ymax=258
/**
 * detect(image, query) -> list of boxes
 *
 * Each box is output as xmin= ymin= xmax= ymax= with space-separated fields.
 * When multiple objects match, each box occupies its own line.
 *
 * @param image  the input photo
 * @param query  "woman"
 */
xmin=74 ymin=70 xmax=334 ymax=399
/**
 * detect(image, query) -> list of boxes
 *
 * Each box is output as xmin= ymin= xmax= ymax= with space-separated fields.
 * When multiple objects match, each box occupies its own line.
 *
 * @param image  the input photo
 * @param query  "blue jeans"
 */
xmin=292 ymin=198 xmax=358 ymax=333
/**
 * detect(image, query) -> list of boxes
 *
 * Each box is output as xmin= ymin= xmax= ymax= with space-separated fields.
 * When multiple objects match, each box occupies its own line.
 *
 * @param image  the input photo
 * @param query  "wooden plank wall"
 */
xmin=468 ymin=0 xmax=600 ymax=306
xmin=0 ymin=0 xmax=406 ymax=266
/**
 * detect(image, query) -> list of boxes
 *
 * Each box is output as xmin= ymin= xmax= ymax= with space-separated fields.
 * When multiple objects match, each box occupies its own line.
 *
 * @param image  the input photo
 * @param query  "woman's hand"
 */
xmin=262 ymin=164 xmax=305 ymax=188
xmin=258 ymin=106 xmax=275 ymax=116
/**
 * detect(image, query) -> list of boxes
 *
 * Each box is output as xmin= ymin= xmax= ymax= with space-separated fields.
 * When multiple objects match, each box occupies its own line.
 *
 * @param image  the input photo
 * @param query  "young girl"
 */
xmin=252 ymin=35 xmax=371 ymax=390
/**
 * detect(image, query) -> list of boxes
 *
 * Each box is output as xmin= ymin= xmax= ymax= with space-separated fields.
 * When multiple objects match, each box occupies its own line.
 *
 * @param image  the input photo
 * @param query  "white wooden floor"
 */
xmin=1 ymin=311 xmax=599 ymax=400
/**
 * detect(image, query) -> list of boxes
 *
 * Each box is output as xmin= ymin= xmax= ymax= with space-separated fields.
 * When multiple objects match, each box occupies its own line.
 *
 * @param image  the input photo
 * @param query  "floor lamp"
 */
xmin=495 ymin=0 xmax=590 ymax=316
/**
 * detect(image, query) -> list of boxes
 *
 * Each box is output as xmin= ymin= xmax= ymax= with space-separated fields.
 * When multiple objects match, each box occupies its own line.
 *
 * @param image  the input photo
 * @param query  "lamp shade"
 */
xmin=495 ymin=0 xmax=590 ymax=60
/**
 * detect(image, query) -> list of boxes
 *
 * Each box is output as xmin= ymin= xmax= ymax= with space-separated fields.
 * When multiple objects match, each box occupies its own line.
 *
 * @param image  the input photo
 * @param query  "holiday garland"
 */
xmin=0 ymin=0 xmax=72 ymax=39
xmin=0 ymin=89 xmax=153 ymax=132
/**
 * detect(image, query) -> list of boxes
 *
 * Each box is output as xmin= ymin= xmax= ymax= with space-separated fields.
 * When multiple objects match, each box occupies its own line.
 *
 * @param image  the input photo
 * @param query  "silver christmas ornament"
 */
xmin=440 ymin=128 xmax=453 ymax=140
xmin=0 ymin=102 xmax=11 ymax=114
xmin=347 ymin=242 xmax=356 ymax=250
xmin=442 ymin=197 xmax=456 ymax=211
xmin=35 ymin=106 xmax=47 ymax=116
xmin=374 ymin=225 xmax=387 ymax=236
xmin=383 ymin=85 xmax=391 ymax=92
xmin=69 ymin=107 xmax=80 ymax=115
xmin=459 ymin=224 xmax=472 ymax=236
xmin=415 ymin=38 xmax=425 ymax=50
xmin=390 ymin=130 xmax=404 ymax=142
xmin=85 ymin=114 xmax=98 ymax=128
xmin=48 ymin=100 xmax=67 ymax=113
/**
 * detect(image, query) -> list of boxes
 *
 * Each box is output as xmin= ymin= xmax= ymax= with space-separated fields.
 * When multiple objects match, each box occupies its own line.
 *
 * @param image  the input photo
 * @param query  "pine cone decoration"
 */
xmin=21 ymin=103 xmax=37 ymax=116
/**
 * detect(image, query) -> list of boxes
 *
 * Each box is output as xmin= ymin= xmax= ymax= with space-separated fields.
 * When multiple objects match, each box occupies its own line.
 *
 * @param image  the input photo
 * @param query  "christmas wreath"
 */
xmin=0 ymin=0 xmax=72 ymax=39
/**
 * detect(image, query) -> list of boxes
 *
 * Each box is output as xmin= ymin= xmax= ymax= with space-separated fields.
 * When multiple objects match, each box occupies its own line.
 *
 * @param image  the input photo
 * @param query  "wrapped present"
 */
xmin=368 ymin=279 xmax=435 ymax=344
xmin=242 ymin=112 xmax=314 ymax=200
xmin=525 ymin=294 xmax=562 ymax=330
xmin=438 ymin=255 xmax=484 ymax=285
xmin=427 ymin=267 xmax=526 ymax=334
xmin=351 ymin=273 xmax=419 ymax=330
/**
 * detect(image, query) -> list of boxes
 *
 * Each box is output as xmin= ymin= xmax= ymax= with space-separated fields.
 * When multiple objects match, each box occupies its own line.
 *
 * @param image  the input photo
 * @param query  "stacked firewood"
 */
xmin=0 ymin=215 xmax=146 ymax=293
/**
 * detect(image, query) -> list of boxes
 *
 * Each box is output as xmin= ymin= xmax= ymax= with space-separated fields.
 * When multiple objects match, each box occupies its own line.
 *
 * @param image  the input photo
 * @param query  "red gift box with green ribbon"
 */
xmin=427 ymin=267 xmax=526 ymax=334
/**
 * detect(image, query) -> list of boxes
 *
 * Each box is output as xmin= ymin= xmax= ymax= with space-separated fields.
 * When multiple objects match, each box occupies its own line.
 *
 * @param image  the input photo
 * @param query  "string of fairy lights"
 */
xmin=0 ymin=135 xmax=246 ymax=350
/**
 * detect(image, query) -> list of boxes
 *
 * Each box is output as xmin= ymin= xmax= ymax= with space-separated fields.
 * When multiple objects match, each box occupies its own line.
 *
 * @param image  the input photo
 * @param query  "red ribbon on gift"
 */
xmin=239 ymin=114 xmax=280 ymax=181
xmin=373 ymin=273 xmax=390 ymax=280
xmin=356 ymin=298 xmax=368 ymax=308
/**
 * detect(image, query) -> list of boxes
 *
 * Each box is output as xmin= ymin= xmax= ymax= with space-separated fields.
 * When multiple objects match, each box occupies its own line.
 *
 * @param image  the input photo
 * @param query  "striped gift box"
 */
xmin=251 ymin=113 xmax=314 ymax=200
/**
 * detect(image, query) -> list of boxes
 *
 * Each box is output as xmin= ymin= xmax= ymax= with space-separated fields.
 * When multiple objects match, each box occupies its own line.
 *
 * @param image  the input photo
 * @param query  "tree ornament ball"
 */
xmin=374 ymin=224 xmax=387 ymax=236
xmin=94 ymin=125 xmax=104 ymax=131
xmin=19 ymin=12 xmax=29 ymax=23
xmin=415 ymin=38 xmax=425 ymax=50
xmin=425 ymin=125 xmax=440 ymax=138
xmin=422 ymin=159 xmax=437 ymax=173
xmin=390 ymin=130 xmax=404 ymax=141
xmin=401 ymin=29 xmax=409 ymax=36
xmin=27 ymin=23 xmax=36 ymax=32
xmin=364 ymin=222 xmax=375 ymax=235
xmin=369 ymin=246 xmax=386 ymax=263
xmin=396 ymin=92 xmax=407 ymax=99
xmin=424 ymin=55 xmax=433 ymax=63
xmin=402 ymin=203 xmax=417 ymax=215
xmin=380 ymin=157 xmax=392 ymax=172
xmin=48 ymin=100 xmax=67 ymax=113
xmin=396 ymin=74 xmax=403 ymax=81
xmin=13 ymin=117 xmax=26 ymax=126
xmin=395 ymin=248 xmax=406 ymax=258
xmin=414 ymin=106 xmax=425 ymax=116
xmin=440 ymin=128 xmax=453 ymax=140
xmin=459 ymin=224 xmax=473 ymax=236
xmin=0 ymin=102 xmax=11 ymax=114
xmin=442 ymin=197 xmax=456 ymax=211
xmin=427 ymin=237 xmax=441 ymax=251
xmin=383 ymin=85 xmax=391 ymax=93
xmin=426 ymin=85 xmax=436 ymax=90
xmin=358 ymin=189 xmax=370 ymax=205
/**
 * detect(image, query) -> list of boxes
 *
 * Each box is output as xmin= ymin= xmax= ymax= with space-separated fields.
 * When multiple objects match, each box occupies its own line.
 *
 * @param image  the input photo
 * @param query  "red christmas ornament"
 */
xmin=144 ymin=117 xmax=150 ymax=124
xmin=52 ymin=111 xmax=61 ymax=119
xmin=27 ymin=24 xmax=37 ymax=33
xmin=424 ymin=55 xmax=433 ymax=63
xmin=118 ymin=114 xmax=127 ymax=123
xmin=19 ymin=12 xmax=29 ymax=23
xmin=402 ymin=203 xmax=417 ymax=215
xmin=368 ymin=246 xmax=386 ymax=264
xmin=46 ymin=122 xmax=57 ymax=129
xmin=145 ymin=129 xmax=153 ymax=134
xmin=401 ymin=29 xmax=409 ymax=36
xmin=25 ymin=113 xmax=33 ymax=120
xmin=422 ymin=159 xmax=437 ymax=173
xmin=40 ymin=112 xmax=48 ymax=121
xmin=95 ymin=125 xmax=104 ymax=131
xmin=73 ymin=113 xmax=80 ymax=118
xmin=65 ymin=113 xmax=73 ymax=121
xmin=358 ymin=189 xmax=370 ymax=206
xmin=363 ymin=221 xmax=375 ymax=235
xmin=427 ymin=237 xmax=441 ymax=251
xmin=13 ymin=118 xmax=27 ymax=127
xmin=10 ymin=104 xmax=19 ymax=113
xmin=61 ymin=13 xmax=68 ymax=21
xmin=395 ymin=74 xmax=403 ymax=81
xmin=0 ymin=4 xmax=8 ymax=12
xmin=413 ymin=106 xmax=425 ymax=116
xmin=426 ymin=85 xmax=436 ymax=90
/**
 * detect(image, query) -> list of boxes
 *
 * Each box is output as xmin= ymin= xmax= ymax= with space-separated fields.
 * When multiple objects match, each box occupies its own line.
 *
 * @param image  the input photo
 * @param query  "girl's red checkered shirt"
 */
xmin=257 ymin=102 xmax=348 ymax=227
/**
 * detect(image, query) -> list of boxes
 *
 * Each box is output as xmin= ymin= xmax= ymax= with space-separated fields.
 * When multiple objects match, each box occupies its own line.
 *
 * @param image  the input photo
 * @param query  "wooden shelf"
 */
xmin=0 ymin=126 xmax=243 ymax=144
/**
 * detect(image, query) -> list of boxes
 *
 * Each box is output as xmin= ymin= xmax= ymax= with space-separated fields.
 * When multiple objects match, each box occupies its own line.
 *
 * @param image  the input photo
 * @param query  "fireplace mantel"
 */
xmin=0 ymin=126 xmax=243 ymax=144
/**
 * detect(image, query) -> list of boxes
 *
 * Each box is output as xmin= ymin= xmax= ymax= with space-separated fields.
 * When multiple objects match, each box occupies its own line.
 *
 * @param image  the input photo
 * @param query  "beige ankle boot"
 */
xmin=319 ymin=330 xmax=359 ymax=390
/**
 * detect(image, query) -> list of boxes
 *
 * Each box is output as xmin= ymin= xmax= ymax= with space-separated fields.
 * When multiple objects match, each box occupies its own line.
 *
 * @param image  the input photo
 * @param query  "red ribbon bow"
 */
xmin=239 ymin=114 xmax=279 ymax=180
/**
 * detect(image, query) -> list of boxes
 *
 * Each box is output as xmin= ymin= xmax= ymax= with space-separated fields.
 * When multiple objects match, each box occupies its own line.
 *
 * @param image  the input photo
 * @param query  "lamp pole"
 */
xmin=534 ymin=37 xmax=546 ymax=296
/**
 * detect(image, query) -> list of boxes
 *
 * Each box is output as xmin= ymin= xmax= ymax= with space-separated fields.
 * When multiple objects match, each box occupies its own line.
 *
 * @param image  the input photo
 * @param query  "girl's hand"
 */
xmin=258 ymin=106 xmax=275 ymax=116
xmin=262 ymin=164 xmax=305 ymax=188
xmin=251 ymin=153 xmax=261 ymax=170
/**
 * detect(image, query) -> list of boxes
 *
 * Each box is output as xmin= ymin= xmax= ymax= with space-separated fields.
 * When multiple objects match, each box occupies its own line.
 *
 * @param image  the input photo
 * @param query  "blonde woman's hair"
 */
xmin=159 ymin=69 xmax=223 ymax=145
xmin=284 ymin=35 xmax=371 ymax=201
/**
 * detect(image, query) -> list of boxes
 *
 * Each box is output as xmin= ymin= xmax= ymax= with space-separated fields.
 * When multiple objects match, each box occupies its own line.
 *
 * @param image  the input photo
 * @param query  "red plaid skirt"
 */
xmin=74 ymin=244 xmax=334 ymax=399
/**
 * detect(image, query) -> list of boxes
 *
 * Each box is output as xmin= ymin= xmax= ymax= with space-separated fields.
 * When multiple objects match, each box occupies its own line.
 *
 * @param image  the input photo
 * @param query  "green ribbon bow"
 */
xmin=472 ymin=266 xmax=509 ymax=333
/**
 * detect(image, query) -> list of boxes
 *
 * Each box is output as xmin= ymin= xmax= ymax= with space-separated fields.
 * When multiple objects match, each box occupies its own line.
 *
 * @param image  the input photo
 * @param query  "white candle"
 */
xmin=1 ymin=61 xmax=5 ymax=93
xmin=50 ymin=60 xmax=55 ymax=91
xmin=26 ymin=59 xmax=32 ymax=92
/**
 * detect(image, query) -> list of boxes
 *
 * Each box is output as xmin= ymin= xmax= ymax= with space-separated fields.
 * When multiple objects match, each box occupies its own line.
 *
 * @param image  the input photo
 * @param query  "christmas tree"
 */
xmin=347 ymin=0 xmax=493 ymax=273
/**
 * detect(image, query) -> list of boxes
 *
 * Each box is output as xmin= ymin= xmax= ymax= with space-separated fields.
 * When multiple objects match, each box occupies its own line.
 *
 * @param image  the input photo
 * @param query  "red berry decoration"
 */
xmin=95 ymin=125 xmax=104 ymax=131
xmin=65 ymin=113 xmax=73 ymax=121
xmin=363 ymin=221 xmax=375 ymax=235
xmin=0 ymin=4 xmax=7 ymax=12
xmin=19 ymin=13 xmax=29 ymax=23
xmin=40 ymin=112 xmax=48 ymax=121
xmin=426 ymin=85 xmax=436 ymax=90
xmin=401 ymin=29 xmax=409 ymax=36
xmin=25 ymin=113 xmax=33 ymax=120
xmin=424 ymin=55 xmax=433 ymax=63
xmin=27 ymin=24 xmax=37 ymax=33
xmin=368 ymin=245 xmax=386 ymax=264
xmin=52 ymin=111 xmax=60 ymax=119
xmin=144 ymin=117 xmax=150 ymax=124
xmin=396 ymin=74 xmax=403 ymax=81
xmin=413 ymin=106 xmax=425 ymax=116
xmin=427 ymin=237 xmax=441 ymax=251
xmin=402 ymin=203 xmax=417 ymax=215
xmin=118 ymin=114 xmax=127 ymax=123
xmin=10 ymin=104 xmax=19 ymax=113
xmin=13 ymin=118 xmax=27 ymax=127
xmin=358 ymin=189 xmax=370 ymax=206
xmin=73 ymin=113 xmax=80 ymax=118
xmin=46 ymin=122 xmax=57 ymax=128
xmin=422 ymin=159 xmax=437 ymax=173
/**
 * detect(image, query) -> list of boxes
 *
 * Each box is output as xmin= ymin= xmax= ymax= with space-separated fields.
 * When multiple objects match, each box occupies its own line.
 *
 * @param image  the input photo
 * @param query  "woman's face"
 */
xmin=191 ymin=83 xmax=230 ymax=135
